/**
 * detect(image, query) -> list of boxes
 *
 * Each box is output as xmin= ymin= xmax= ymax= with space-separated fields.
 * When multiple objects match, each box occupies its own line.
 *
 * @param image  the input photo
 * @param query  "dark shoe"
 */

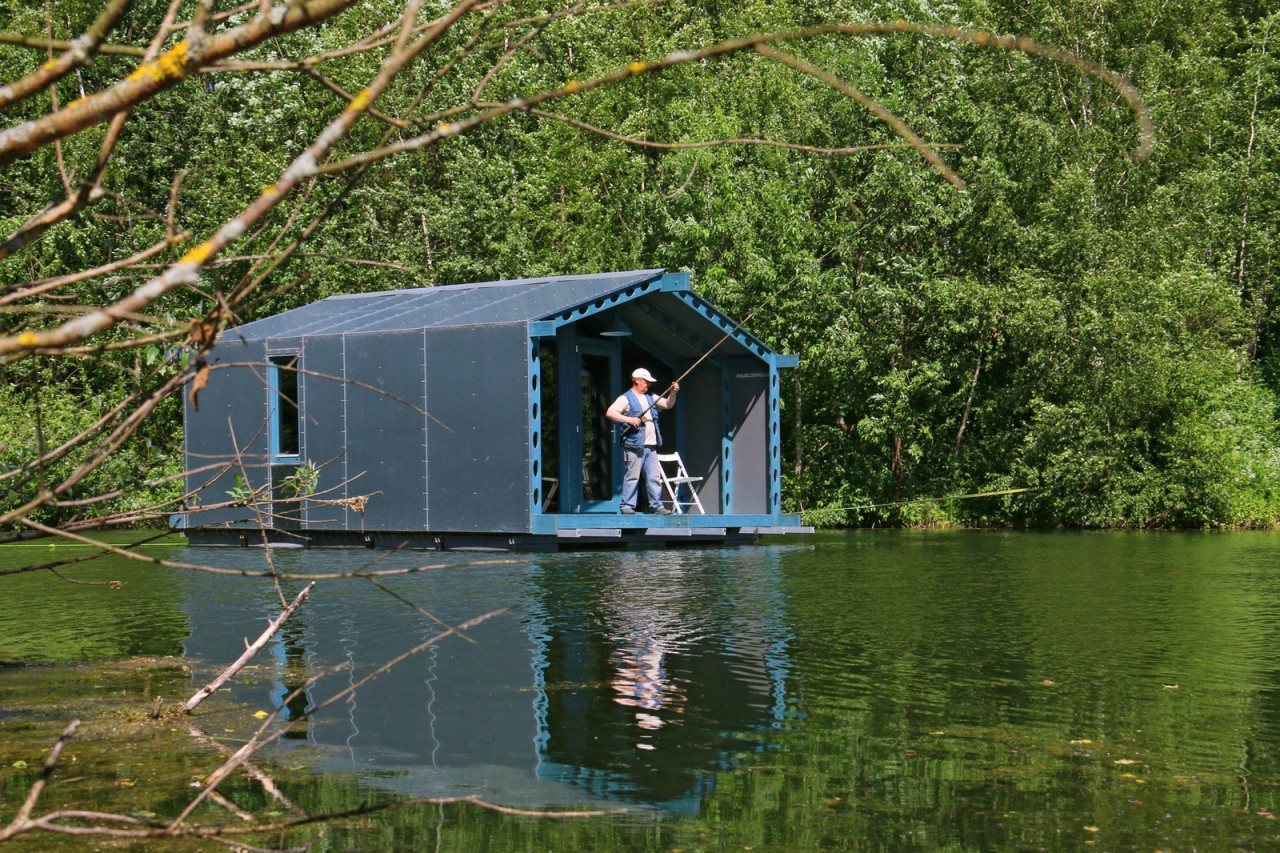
xmin=652 ymin=507 xmax=673 ymax=515
xmin=621 ymin=507 xmax=636 ymax=515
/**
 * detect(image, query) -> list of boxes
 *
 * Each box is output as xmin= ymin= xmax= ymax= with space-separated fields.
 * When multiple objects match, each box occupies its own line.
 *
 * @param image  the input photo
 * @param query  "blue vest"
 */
xmin=621 ymin=390 xmax=662 ymax=449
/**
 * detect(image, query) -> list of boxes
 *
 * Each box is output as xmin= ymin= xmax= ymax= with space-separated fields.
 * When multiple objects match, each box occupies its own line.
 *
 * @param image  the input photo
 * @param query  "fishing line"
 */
xmin=802 ymin=486 xmax=1039 ymax=515
xmin=622 ymin=265 xmax=1032 ymax=524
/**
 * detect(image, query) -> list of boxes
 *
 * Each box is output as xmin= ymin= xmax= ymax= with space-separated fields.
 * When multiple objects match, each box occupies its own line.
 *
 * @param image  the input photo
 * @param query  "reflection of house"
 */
xmin=177 ymin=548 xmax=792 ymax=812
xmin=181 ymin=269 xmax=809 ymax=549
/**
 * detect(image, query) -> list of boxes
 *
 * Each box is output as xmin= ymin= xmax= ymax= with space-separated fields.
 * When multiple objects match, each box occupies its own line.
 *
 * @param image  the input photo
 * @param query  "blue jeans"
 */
xmin=621 ymin=445 xmax=664 ymax=512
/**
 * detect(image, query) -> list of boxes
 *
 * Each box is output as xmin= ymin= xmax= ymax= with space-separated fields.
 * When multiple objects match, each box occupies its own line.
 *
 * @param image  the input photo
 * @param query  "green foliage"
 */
xmin=770 ymin=1 xmax=1280 ymax=527
xmin=3 ymin=0 xmax=1279 ymax=528
xmin=225 ymin=474 xmax=254 ymax=506
xmin=0 ymin=362 xmax=184 ymax=529
xmin=280 ymin=462 xmax=320 ymax=499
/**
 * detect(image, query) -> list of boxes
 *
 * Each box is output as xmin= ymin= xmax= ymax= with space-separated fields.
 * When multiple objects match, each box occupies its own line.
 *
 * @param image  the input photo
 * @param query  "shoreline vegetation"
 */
xmin=3 ymin=0 xmax=1280 ymax=541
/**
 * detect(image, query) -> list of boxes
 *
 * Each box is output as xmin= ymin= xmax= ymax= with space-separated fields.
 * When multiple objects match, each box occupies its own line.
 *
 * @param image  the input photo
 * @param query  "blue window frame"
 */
xmin=268 ymin=355 xmax=301 ymax=461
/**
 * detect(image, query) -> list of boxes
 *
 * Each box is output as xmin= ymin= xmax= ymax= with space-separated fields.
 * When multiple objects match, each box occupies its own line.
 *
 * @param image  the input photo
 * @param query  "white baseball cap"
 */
xmin=631 ymin=368 xmax=656 ymax=382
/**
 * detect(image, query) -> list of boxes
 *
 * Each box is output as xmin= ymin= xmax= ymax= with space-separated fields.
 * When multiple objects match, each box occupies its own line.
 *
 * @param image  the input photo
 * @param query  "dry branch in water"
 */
xmin=0 ymin=606 xmax=623 ymax=846
xmin=180 ymin=581 xmax=315 ymax=713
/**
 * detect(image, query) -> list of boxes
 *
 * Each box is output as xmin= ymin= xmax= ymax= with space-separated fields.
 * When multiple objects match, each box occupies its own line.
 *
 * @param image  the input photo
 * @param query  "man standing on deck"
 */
xmin=606 ymin=368 xmax=679 ymax=515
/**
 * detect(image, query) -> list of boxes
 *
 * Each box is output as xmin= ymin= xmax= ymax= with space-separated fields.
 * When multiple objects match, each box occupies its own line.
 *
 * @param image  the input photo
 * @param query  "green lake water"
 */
xmin=2 ymin=530 xmax=1279 ymax=850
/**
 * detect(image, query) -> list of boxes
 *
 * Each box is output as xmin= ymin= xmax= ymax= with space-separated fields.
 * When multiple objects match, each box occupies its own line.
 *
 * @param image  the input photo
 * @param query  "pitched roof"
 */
xmin=233 ymin=269 xmax=666 ymax=339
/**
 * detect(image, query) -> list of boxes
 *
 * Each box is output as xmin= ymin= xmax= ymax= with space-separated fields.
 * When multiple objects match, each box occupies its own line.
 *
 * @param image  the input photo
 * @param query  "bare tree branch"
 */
xmin=0 ymin=233 xmax=192 ymax=306
xmin=0 ymin=0 xmax=134 ymax=111
xmin=0 ymin=0 xmax=366 ymax=170
xmin=313 ymin=21 xmax=1152 ymax=177
xmin=0 ymin=30 xmax=146 ymax=57
xmin=1 ymin=0 xmax=185 ymax=262
xmin=755 ymin=43 xmax=965 ymax=187
xmin=0 ymin=720 xmax=81 ymax=842
xmin=0 ymin=0 xmax=485 ymax=363
xmin=521 ymin=105 xmax=963 ymax=157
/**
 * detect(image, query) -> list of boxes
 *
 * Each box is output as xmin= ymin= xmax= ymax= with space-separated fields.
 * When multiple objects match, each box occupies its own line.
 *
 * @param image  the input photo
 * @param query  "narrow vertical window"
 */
xmin=270 ymin=355 xmax=300 ymax=460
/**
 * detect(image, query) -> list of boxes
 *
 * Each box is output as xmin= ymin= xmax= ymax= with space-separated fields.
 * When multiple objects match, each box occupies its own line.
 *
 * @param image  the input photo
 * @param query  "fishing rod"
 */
xmin=620 ymin=283 xmax=785 ymax=437
xmin=628 ymin=258 xmax=828 ymax=425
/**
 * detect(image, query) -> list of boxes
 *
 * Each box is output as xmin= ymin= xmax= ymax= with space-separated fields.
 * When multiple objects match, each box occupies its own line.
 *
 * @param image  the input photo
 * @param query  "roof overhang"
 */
xmin=529 ymin=272 xmax=794 ymax=367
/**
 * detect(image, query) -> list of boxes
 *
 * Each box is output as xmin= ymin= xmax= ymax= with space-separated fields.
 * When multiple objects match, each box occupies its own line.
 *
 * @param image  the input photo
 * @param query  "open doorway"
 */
xmin=541 ymin=337 xmax=621 ymax=515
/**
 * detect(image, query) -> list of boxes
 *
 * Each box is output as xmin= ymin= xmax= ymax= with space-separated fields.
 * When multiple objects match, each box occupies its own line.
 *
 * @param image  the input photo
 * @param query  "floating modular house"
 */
xmin=182 ymin=269 xmax=810 ymax=550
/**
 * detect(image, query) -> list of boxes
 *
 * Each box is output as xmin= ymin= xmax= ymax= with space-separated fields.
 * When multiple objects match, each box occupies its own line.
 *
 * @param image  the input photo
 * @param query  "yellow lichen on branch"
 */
xmin=179 ymin=241 xmax=214 ymax=266
xmin=126 ymin=40 xmax=193 ymax=84
xmin=0 ymin=0 xmax=364 ymax=171
xmin=346 ymin=88 xmax=372 ymax=112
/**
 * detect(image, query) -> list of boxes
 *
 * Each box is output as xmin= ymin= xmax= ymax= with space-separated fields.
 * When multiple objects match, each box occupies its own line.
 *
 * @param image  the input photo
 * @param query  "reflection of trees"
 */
xmin=730 ymin=532 xmax=1280 ymax=850
xmin=529 ymin=551 xmax=792 ymax=810
xmin=0 ymin=552 xmax=189 ymax=663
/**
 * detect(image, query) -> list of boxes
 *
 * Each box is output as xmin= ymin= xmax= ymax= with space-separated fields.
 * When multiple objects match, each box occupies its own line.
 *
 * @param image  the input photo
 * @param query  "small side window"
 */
xmin=269 ymin=355 xmax=300 ymax=460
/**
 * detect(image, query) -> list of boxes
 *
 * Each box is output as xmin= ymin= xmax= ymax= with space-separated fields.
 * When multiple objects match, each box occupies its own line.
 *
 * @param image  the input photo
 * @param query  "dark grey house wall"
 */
xmin=425 ymin=323 xmax=532 ymax=533
xmin=343 ymin=330 xmax=428 ymax=532
xmin=299 ymin=335 xmax=349 ymax=531
xmin=728 ymin=360 xmax=769 ymax=515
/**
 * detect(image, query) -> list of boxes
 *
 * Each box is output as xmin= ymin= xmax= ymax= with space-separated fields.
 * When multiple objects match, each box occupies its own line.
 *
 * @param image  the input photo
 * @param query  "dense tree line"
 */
xmin=1 ymin=0 xmax=1277 ymax=530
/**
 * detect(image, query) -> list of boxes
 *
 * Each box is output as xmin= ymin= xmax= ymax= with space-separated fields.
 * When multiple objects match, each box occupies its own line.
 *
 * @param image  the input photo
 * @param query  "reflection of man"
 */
xmin=606 ymin=368 xmax=679 ymax=515
xmin=605 ymin=560 xmax=691 ymax=738
xmin=611 ymin=638 xmax=682 ymax=732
